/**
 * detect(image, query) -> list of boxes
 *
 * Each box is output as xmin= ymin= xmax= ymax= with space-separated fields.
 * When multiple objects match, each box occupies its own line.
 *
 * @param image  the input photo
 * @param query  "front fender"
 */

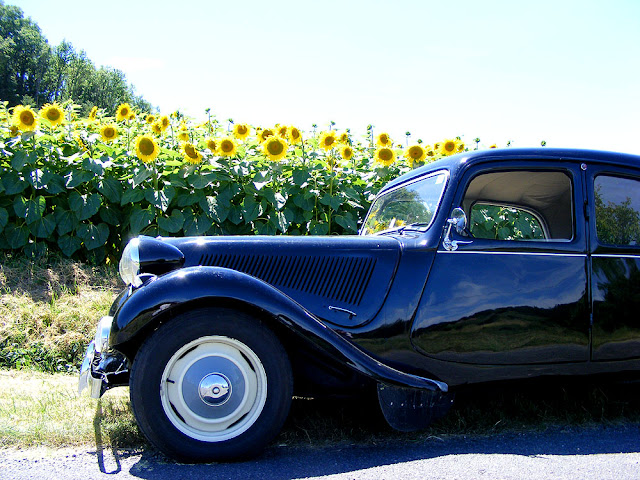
xmin=111 ymin=266 xmax=447 ymax=393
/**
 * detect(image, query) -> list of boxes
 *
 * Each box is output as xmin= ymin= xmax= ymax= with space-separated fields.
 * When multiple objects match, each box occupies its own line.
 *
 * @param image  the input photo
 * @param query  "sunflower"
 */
xmin=74 ymin=133 xmax=88 ymax=152
xmin=339 ymin=131 xmax=350 ymax=144
xmin=440 ymin=138 xmax=459 ymax=156
xmin=159 ymin=115 xmax=170 ymax=131
xmin=288 ymin=126 xmax=302 ymax=144
xmin=218 ymin=137 xmax=238 ymax=157
xmin=374 ymin=147 xmax=396 ymax=166
xmin=182 ymin=142 xmax=203 ymax=164
xmin=376 ymin=132 xmax=392 ymax=147
xmin=457 ymin=141 xmax=466 ymax=153
xmin=257 ymin=128 xmax=274 ymax=143
xmin=318 ymin=131 xmax=338 ymax=151
xmin=404 ymin=145 xmax=426 ymax=166
xmin=100 ymin=124 xmax=118 ymax=143
xmin=262 ymin=136 xmax=288 ymax=162
xmin=151 ymin=121 xmax=163 ymax=135
xmin=177 ymin=131 xmax=189 ymax=142
xmin=116 ymin=103 xmax=132 ymax=122
xmin=135 ymin=135 xmax=160 ymax=163
xmin=128 ymin=112 xmax=136 ymax=121
xmin=276 ymin=125 xmax=288 ymax=138
xmin=489 ymin=144 xmax=497 ymax=149
xmin=340 ymin=145 xmax=354 ymax=161
xmin=425 ymin=145 xmax=436 ymax=158
xmin=233 ymin=123 xmax=250 ymax=140
xmin=38 ymin=102 xmax=65 ymax=127
xmin=145 ymin=114 xmax=156 ymax=124
xmin=88 ymin=106 xmax=98 ymax=121
xmin=206 ymin=138 xmax=218 ymax=153
xmin=12 ymin=105 xmax=37 ymax=132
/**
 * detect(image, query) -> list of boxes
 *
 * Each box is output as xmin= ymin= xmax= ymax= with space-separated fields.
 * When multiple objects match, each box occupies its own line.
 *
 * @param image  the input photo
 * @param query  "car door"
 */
xmin=588 ymin=166 xmax=640 ymax=361
xmin=411 ymin=161 xmax=590 ymax=365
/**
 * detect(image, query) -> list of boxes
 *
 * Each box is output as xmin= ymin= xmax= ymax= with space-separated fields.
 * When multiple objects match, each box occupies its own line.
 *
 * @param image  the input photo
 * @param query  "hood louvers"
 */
xmin=199 ymin=253 xmax=376 ymax=306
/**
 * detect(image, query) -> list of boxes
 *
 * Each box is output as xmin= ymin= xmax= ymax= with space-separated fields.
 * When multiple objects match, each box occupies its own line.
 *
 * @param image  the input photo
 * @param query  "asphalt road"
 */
xmin=2 ymin=424 xmax=639 ymax=480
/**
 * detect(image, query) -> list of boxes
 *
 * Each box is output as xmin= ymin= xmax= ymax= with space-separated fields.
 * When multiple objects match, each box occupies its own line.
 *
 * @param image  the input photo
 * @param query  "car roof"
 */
xmin=381 ymin=148 xmax=640 ymax=194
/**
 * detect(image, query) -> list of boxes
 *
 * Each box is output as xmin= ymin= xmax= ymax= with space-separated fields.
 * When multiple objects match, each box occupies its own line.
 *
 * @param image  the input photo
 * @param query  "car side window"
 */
xmin=463 ymin=170 xmax=573 ymax=241
xmin=594 ymin=175 xmax=640 ymax=246
xmin=470 ymin=204 xmax=546 ymax=240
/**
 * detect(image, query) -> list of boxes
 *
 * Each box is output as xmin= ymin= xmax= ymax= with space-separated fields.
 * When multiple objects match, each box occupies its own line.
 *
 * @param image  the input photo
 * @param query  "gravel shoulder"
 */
xmin=2 ymin=423 xmax=639 ymax=480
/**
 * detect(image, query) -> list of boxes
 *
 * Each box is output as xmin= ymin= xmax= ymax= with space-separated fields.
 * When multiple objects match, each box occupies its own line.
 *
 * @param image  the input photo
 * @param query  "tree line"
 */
xmin=0 ymin=1 xmax=152 ymax=115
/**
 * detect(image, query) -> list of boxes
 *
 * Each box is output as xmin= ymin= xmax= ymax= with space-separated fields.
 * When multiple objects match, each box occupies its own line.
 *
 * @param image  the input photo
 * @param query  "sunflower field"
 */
xmin=0 ymin=100 xmax=478 ymax=263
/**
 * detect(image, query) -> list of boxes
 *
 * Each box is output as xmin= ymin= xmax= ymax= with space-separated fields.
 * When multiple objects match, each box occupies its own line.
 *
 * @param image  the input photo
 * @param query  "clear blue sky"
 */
xmin=9 ymin=0 xmax=640 ymax=153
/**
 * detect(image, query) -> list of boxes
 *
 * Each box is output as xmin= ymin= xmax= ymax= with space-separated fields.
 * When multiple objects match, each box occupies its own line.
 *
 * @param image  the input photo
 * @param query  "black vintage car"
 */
xmin=79 ymin=148 xmax=640 ymax=462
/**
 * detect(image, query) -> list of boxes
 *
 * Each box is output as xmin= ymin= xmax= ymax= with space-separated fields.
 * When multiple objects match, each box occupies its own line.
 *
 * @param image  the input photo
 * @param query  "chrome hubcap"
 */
xmin=198 ymin=373 xmax=231 ymax=406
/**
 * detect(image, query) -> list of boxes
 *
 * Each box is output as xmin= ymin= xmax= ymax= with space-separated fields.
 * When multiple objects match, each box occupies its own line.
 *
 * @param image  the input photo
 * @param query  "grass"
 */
xmin=0 ymin=255 xmax=639 ymax=452
xmin=0 ymin=369 xmax=143 ymax=449
xmin=0 ymin=254 xmax=121 ymax=372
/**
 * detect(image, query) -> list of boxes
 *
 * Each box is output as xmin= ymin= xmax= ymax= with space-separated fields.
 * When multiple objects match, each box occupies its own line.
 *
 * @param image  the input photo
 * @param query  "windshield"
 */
xmin=361 ymin=170 xmax=448 ymax=235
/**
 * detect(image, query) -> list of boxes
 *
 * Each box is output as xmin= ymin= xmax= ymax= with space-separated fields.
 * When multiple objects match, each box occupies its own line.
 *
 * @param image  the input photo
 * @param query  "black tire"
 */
xmin=129 ymin=308 xmax=293 ymax=463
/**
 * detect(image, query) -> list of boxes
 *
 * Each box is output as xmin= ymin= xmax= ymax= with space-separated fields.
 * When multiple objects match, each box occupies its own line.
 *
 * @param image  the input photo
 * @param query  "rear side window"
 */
xmin=463 ymin=170 xmax=573 ymax=241
xmin=470 ymin=204 xmax=546 ymax=240
xmin=594 ymin=175 xmax=640 ymax=246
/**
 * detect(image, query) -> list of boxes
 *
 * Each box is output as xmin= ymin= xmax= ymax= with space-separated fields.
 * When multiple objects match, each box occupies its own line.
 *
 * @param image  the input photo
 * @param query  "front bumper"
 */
xmin=78 ymin=316 xmax=130 ymax=398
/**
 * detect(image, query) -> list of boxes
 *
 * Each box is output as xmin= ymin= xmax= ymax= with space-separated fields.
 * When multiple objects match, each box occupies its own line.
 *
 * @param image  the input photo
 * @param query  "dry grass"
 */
xmin=0 ymin=255 xmax=121 ymax=372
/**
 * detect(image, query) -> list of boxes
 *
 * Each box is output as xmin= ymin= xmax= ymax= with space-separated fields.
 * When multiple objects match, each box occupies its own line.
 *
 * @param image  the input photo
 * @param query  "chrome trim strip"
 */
xmin=592 ymin=254 xmax=640 ymax=259
xmin=438 ymin=250 xmax=587 ymax=257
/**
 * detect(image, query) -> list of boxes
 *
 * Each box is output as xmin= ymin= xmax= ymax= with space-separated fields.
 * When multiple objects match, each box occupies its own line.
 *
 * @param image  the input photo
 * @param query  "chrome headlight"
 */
xmin=119 ymin=238 xmax=141 ymax=287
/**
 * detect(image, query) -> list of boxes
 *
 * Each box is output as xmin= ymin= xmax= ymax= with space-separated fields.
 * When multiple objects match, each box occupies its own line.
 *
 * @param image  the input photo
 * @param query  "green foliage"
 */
xmin=0 ymin=107 xmax=420 ymax=263
xmin=0 ymin=1 xmax=151 ymax=112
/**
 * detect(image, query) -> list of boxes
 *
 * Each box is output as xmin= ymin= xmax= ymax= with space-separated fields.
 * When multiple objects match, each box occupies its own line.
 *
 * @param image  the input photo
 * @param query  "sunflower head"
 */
xmin=288 ymin=126 xmax=302 ymax=144
xmin=116 ymin=103 xmax=132 ymax=122
xmin=440 ymin=138 xmax=459 ymax=156
xmin=182 ymin=142 xmax=203 ymax=164
xmin=404 ymin=145 xmax=426 ymax=167
xmin=12 ymin=105 xmax=37 ymax=132
xmin=9 ymin=125 xmax=19 ymax=136
xmin=339 ymin=131 xmax=350 ymax=144
xmin=277 ymin=125 xmax=288 ymax=138
xmin=151 ymin=121 xmax=163 ymax=135
xmin=340 ymin=145 xmax=354 ymax=161
xmin=206 ymin=138 xmax=218 ymax=153
xmin=159 ymin=115 xmax=170 ymax=131
xmin=146 ymin=114 xmax=156 ymax=124
xmin=319 ymin=131 xmax=337 ymax=151
xmin=88 ymin=106 xmax=98 ymax=121
xmin=135 ymin=135 xmax=159 ymax=163
xmin=258 ymin=128 xmax=274 ymax=143
xmin=39 ymin=102 xmax=65 ymax=127
xmin=457 ymin=141 xmax=466 ymax=153
xmin=376 ymin=132 xmax=392 ymax=147
xmin=374 ymin=147 xmax=396 ymax=167
xmin=489 ymin=144 xmax=497 ymax=149
xmin=100 ymin=124 xmax=118 ymax=143
xmin=233 ymin=123 xmax=250 ymax=140
xmin=219 ymin=137 xmax=238 ymax=157
xmin=177 ymin=131 xmax=189 ymax=142
xmin=262 ymin=136 xmax=288 ymax=162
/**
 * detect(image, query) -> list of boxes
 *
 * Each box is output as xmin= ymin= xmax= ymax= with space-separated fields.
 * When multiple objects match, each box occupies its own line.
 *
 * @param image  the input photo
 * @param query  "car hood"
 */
xmin=161 ymin=235 xmax=401 ymax=327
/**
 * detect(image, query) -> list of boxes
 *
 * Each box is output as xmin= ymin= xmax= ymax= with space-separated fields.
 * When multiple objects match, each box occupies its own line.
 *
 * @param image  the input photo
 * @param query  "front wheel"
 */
xmin=129 ymin=308 xmax=293 ymax=462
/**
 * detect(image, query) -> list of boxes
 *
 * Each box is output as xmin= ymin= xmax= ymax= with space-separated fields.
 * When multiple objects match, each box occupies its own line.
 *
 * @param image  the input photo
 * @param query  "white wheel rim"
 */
xmin=160 ymin=336 xmax=268 ymax=442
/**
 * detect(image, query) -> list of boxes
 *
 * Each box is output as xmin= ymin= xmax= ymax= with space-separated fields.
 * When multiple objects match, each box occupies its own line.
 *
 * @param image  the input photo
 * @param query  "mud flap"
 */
xmin=377 ymin=383 xmax=454 ymax=432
